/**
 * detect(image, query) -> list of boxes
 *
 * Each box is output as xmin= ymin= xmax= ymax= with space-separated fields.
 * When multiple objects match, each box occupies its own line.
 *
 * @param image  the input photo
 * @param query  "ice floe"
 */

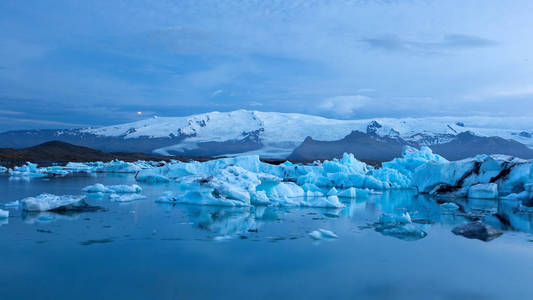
xmin=83 ymin=183 xmax=142 ymax=194
xmin=309 ymin=229 xmax=338 ymax=240
xmin=374 ymin=212 xmax=427 ymax=241
xmin=21 ymin=194 xmax=89 ymax=212
xmin=0 ymin=209 xmax=9 ymax=219
xmin=110 ymin=193 xmax=147 ymax=202
xmin=440 ymin=202 xmax=460 ymax=210
xmin=5 ymin=160 xmax=156 ymax=178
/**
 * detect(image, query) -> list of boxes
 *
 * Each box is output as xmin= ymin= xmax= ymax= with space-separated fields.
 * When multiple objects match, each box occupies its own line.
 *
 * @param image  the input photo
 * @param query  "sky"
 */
xmin=1 ymin=0 xmax=533 ymax=131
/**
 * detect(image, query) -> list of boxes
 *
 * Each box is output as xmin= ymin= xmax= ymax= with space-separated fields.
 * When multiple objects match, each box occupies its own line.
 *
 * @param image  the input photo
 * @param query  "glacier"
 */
xmin=81 ymin=110 xmax=533 ymax=157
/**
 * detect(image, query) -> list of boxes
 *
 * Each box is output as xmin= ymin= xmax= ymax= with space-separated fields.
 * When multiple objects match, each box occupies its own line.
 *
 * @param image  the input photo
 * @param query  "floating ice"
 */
xmin=94 ymin=160 xmax=142 ymax=173
xmin=8 ymin=162 xmax=46 ymax=177
xmin=21 ymin=194 xmax=87 ymax=212
xmin=3 ymin=200 xmax=20 ymax=208
xmin=83 ymin=183 xmax=142 ymax=194
xmin=110 ymin=193 xmax=147 ymax=202
xmin=0 ymin=166 xmax=7 ymax=173
xmin=374 ymin=212 xmax=427 ymax=241
xmin=0 ymin=209 xmax=9 ymax=219
xmin=309 ymin=229 xmax=338 ymax=240
xmin=440 ymin=202 xmax=460 ymax=210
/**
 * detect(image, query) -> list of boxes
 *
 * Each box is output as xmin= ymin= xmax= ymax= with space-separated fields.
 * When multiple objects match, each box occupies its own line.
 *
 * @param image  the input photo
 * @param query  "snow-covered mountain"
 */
xmin=82 ymin=110 xmax=533 ymax=157
xmin=2 ymin=110 xmax=533 ymax=159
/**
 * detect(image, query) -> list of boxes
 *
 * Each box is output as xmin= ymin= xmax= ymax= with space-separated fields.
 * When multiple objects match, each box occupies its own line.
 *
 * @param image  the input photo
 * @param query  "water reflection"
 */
xmin=155 ymin=190 xmax=533 ymax=241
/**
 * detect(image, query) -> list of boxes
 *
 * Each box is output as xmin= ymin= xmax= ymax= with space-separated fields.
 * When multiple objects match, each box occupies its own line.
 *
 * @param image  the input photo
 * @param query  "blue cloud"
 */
xmin=0 ymin=0 xmax=531 ymax=131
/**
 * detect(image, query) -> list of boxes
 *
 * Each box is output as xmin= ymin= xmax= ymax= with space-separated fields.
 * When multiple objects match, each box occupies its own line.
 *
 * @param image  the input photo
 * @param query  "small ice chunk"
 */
xmin=440 ymin=202 xmax=460 ymax=210
xmin=309 ymin=229 xmax=338 ymax=240
xmin=83 ymin=183 xmax=142 ymax=193
xmin=378 ymin=212 xmax=412 ymax=225
xmin=156 ymin=191 xmax=176 ymax=203
xmin=4 ymin=200 xmax=20 ymax=208
xmin=375 ymin=212 xmax=427 ymax=241
xmin=110 ymin=194 xmax=147 ymax=202
xmin=0 ymin=209 xmax=9 ymax=219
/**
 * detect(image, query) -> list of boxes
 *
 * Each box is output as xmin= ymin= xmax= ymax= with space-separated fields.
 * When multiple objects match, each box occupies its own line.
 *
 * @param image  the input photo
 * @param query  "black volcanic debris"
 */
xmin=452 ymin=222 xmax=503 ymax=241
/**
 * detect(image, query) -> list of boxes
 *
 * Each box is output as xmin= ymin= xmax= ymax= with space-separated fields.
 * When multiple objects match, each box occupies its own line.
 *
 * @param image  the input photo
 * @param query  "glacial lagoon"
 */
xmin=2 ymin=173 xmax=533 ymax=300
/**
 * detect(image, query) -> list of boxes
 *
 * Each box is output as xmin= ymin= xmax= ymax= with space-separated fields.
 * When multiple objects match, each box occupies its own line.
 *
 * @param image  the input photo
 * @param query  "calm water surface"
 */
xmin=1 ymin=174 xmax=533 ymax=300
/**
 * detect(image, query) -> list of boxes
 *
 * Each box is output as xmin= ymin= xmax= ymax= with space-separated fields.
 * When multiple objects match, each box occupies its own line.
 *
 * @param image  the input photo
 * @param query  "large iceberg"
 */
xmin=135 ymin=147 xmax=533 ymax=207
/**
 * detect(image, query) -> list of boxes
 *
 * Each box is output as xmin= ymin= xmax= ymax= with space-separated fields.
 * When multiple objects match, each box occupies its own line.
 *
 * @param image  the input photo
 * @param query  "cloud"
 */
xmin=248 ymin=101 xmax=263 ymax=107
xmin=0 ymin=109 xmax=24 ymax=115
xmin=361 ymin=34 xmax=497 ymax=54
xmin=318 ymin=95 xmax=373 ymax=117
xmin=463 ymin=84 xmax=533 ymax=101
xmin=211 ymin=89 xmax=223 ymax=97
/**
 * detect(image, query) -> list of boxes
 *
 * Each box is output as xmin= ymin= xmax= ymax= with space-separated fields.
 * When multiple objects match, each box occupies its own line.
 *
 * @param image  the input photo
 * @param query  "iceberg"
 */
xmin=0 ymin=166 xmax=7 ymax=173
xmin=110 ymin=193 xmax=147 ymax=202
xmin=8 ymin=162 xmax=46 ymax=177
xmin=374 ymin=212 xmax=427 ymax=241
xmin=468 ymin=183 xmax=498 ymax=199
xmin=3 ymin=200 xmax=20 ymax=208
xmin=83 ymin=183 xmax=142 ymax=194
xmin=440 ymin=202 xmax=460 ymax=210
xmin=21 ymin=194 xmax=90 ymax=212
xmin=0 ymin=209 xmax=9 ymax=219
xmin=95 ymin=160 xmax=143 ymax=173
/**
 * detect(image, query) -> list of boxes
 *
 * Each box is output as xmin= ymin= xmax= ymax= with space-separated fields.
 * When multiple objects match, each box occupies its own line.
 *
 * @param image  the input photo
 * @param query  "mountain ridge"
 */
xmin=1 ymin=110 xmax=533 ymax=159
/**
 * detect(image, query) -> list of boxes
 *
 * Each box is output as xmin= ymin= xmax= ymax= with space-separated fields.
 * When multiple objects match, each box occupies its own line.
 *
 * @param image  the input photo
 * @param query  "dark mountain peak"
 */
xmin=289 ymin=131 xmax=405 ymax=163
xmin=430 ymin=133 xmax=533 ymax=160
xmin=344 ymin=130 xmax=368 ymax=140
xmin=456 ymin=131 xmax=477 ymax=139
xmin=366 ymin=121 xmax=383 ymax=135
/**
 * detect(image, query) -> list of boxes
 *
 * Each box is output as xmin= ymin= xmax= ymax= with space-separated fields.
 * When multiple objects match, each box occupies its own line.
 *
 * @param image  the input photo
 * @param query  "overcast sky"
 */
xmin=1 ymin=0 xmax=533 ymax=131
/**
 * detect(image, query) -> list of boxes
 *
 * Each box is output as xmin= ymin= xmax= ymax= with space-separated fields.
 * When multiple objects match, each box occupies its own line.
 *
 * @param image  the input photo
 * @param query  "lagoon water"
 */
xmin=1 ymin=173 xmax=533 ymax=300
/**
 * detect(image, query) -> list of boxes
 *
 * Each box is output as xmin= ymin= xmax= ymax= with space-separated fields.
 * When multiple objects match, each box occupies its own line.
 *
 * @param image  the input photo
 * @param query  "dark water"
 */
xmin=1 ymin=174 xmax=533 ymax=300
